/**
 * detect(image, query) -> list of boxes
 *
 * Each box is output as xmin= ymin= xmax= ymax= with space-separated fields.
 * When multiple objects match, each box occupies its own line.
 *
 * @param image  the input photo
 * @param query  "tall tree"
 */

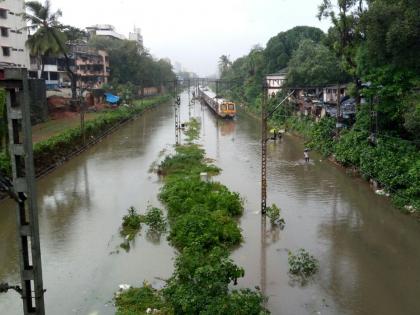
xmin=218 ymin=55 xmax=232 ymax=77
xmin=287 ymin=39 xmax=349 ymax=86
xmin=264 ymin=26 xmax=325 ymax=74
xmin=23 ymin=0 xmax=77 ymax=99
xmin=318 ymin=0 xmax=366 ymax=103
xmin=25 ymin=26 xmax=62 ymax=79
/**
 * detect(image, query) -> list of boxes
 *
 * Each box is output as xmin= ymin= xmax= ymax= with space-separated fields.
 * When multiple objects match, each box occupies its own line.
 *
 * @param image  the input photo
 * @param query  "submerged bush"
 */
xmin=184 ymin=117 xmax=201 ymax=142
xmin=142 ymin=206 xmax=167 ymax=233
xmin=115 ymin=282 xmax=173 ymax=315
xmin=288 ymin=248 xmax=319 ymax=277
xmin=266 ymin=203 xmax=285 ymax=226
xmin=121 ymin=206 xmax=142 ymax=241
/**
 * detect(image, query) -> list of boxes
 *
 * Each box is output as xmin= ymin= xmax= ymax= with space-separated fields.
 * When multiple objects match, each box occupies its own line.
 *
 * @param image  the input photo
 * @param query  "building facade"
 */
xmin=0 ymin=0 xmax=30 ymax=68
xmin=86 ymin=24 xmax=125 ymax=40
xmin=128 ymin=26 xmax=143 ymax=49
xmin=265 ymin=68 xmax=288 ymax=97
xmin=73 ymin=43 xmax=110 ymax=89
xmin=29 ymin=42 xmax=110 ymax=89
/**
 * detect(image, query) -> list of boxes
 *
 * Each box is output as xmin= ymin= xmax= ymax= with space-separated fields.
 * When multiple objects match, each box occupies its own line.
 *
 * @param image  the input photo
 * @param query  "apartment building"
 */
xmin=128 ymin=26 xmax=143 ymax=50
xmin=0 ymin=0 xmax=30 ymax=68
xmin=86 ymin=24 xmax=125 ymax=40
xmin=72 ymin=42 xmax=110 ymax=88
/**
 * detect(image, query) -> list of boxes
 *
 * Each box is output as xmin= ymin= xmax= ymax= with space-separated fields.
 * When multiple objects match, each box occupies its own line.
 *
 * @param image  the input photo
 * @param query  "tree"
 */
xmin=25 ymin=26 xmax=62 ymax=79
xmin=218 ymin=55 xmax=231 ymax=77
xmin=23 ymin=0 xmax=77 ymax=99
xmin=356 ymin=0 xmax=420 ymax=136
xmin=287 ymin=39 xmax=349 ymax=86
xmin=264 ymin=26 xmax=325 ymax=74
xmin=88 ymin=36 xmax=176 ymax=91
xmin=318 ymin=0 xmax=366 ymax=103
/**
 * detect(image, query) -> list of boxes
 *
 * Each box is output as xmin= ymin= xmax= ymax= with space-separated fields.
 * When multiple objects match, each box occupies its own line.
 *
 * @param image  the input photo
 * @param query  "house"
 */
xmin=29 ymin=55 xmax=72 ymax=89
xmin=265 ymin=68 xmax=288 ymax=97
xmin=0 ymin=0 xmax=30 ymax=69
xmin=86 ymin=24 xmax=125 ymax=40
xmin=323 ymin=84 xmax=347 ymax=104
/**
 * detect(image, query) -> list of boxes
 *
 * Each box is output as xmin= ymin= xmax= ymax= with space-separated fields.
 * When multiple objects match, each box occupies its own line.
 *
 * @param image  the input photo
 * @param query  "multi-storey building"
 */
xmin=128 ymin=26 xmax=143 ymax=50
xmin=71 ymin=41 xmax=110 ymax=88
xmin=29 ymin=41 xmax=110 ymax=89
xmin=86 ymin=24 xmax=125 ymax=40
xmin=0 ymin=0 xmax=30 ymax=68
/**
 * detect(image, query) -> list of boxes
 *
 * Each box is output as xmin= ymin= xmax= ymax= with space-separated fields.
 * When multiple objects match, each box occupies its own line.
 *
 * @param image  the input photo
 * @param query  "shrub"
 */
xmin=142 ymin=206 xmax=166 ymax=233
xmin=266 ymin=204 xmax=285 ymax=226
xmin=121 ymin=206 xmax=142 ymax=241
xmin=288 ymin=248 xmax=318 ymax=277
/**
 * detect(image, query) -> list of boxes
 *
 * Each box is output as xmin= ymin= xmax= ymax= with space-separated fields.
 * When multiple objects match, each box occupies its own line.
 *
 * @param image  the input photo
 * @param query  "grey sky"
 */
xmin=50 ymin=0 xmax=331 ymax=76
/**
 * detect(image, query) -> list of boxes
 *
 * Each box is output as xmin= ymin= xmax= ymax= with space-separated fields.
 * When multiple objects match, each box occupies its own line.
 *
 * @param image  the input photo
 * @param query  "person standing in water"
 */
xmin=304 ymin=148 xmax=309 ymax=163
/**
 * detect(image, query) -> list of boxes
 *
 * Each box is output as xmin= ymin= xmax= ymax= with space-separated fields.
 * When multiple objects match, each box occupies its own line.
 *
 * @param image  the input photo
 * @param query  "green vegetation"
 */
xmin=121 ymin=207 xmax=142 ymax=241
xmin=265 ymin=204 xmax=285 ymax=226
xmin=119 ymin=205 xmax=167 ymax=251
xmin=88 ymin=36 xmax=175 ymax=90
xmin=142 ymin=206 xmax=167 ymax=234
xmin=115 ymin=283 xmax=173 ymax=315
xmin=218 ymin=0 xmax=419 ymax=214
xmin=285 ymin=115 xmax=420 ymax=211
xmin=116 ymin=124 xmax=268 ymax=314
xmin=288 ymin=249 xmax=319 ymax=277
xmin=23 ymin=0 xmax=78 ymax=98
xmin=183 ymin=117 xmax=200 ymax=143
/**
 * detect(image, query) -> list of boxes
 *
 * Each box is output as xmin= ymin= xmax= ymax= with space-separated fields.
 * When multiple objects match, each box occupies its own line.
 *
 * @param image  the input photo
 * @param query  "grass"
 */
xmin=32 ymin=113 xmax=100 ymax=143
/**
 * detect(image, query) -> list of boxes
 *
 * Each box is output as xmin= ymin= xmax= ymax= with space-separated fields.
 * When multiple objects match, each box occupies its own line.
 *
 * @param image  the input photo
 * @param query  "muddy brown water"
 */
xmin=1 ymin=91 xmax=420 ymax=315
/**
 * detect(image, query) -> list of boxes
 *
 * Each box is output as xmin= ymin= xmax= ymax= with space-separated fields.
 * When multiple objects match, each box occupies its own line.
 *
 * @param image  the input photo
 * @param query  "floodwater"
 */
xmin=1 ymin=91 xmax=420 ymax=314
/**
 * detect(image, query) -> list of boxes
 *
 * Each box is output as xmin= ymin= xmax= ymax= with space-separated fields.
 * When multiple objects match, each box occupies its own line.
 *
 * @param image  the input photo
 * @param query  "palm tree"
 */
xmin=23 ymin=0 xmax=77 ymax=99
xmin=26 ymin=27 xmax=62 ymax=79
xmin=218 ymin=55 xmax=231 ymax=77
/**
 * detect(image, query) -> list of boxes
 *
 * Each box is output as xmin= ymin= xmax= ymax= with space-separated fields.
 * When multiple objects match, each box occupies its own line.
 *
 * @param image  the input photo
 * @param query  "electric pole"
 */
xmin=0 ymin=68 xmax=46 ymax=315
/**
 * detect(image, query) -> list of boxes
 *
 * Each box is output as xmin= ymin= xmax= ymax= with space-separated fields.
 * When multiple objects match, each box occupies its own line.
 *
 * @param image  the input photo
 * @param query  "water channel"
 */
xmin=1 ymin=91 xmax=420 ymax=314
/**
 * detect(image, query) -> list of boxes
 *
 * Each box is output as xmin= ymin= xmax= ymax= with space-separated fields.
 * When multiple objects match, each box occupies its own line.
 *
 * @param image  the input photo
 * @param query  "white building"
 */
xmin=0 ymin=0 xmax=30 ymax=68
xmin=265 ymin=68 xmax=288 ymax=97
xmin=128 ymin=26 xmax=143 ymax=49
xmin=86 ymin=24 xmax=126 ymax=40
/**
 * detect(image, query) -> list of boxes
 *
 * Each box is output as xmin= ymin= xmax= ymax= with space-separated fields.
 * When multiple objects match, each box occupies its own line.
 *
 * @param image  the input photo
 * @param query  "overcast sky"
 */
xmin=50 ymin=0 xmax=331 ymax=76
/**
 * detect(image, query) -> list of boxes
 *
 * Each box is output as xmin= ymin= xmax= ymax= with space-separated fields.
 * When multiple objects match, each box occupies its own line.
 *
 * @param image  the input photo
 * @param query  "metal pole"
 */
xmin=1 ymin=68 xmax=46 ymax=315
xmin=261 ymin=85 xmax=268 ymax=214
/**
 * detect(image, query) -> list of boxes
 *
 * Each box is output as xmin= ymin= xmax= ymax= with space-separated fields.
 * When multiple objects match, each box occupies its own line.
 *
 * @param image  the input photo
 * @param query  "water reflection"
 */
xmin=196 ymin=101 xmax=420 ymax=315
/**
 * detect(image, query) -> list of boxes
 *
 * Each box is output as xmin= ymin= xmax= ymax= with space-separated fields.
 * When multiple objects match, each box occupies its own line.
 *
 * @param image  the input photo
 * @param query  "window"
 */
xmin=49 ymin=72 xmax=58 ymax=80
xmin=1 ymin=27 xmax=8 ymax=37
xmin=0 ymin=8 xmax=7 ymax=19
xmin=28 ymin=71 xmax=38 ymax=78
xmin=2 ymin=46 xmax=10 ymax=57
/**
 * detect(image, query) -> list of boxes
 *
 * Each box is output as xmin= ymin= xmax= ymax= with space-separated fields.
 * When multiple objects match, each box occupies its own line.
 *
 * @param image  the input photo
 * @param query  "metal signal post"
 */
xmin=0 ymin=68 xmax=46 ymax=315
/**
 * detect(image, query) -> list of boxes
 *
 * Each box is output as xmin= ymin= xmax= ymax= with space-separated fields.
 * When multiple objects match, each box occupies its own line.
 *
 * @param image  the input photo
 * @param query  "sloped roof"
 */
xmin=267 ymin=67 xmax=288 ymax=76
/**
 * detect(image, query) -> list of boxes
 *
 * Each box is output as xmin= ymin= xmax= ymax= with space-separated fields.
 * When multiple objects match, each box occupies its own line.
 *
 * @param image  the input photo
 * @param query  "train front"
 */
xmin=219 ymin=100 xmax=236 ymax=118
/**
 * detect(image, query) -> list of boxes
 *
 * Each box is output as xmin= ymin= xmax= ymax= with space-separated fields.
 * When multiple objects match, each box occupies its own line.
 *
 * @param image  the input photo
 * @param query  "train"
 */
xmin=198 ymin=86 xmax=236 ymax=119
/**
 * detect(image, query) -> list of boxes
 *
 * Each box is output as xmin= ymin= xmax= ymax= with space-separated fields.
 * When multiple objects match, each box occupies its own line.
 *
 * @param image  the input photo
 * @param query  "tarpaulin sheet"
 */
xmin=104 ymin=93 xmax=120 ymax=104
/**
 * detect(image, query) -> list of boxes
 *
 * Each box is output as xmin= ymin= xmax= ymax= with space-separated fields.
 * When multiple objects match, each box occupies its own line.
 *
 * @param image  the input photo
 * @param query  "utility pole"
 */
xmin=261 ymin=85 xmax=268 ymax=214
xmin=173 ymin=80 xmax=181 ymax=145
xmin=0 ymin=68 xmax=46 ymax=315
xmin=261 ymin=82 xmax=295 ymax=214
